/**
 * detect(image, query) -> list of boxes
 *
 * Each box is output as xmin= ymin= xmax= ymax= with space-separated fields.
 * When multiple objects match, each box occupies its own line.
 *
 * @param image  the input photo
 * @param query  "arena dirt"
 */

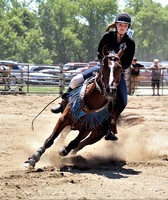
xmin=0 ymin=94 xmax=168 ymax=199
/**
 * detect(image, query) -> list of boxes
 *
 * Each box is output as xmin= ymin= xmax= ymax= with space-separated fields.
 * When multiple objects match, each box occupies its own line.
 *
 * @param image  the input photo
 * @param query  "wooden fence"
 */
xmin=0 ymin=66 xmax=168 ymax=96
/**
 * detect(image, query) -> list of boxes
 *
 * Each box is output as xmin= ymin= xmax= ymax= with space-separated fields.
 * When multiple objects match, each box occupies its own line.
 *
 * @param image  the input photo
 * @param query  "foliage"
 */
xmin=0 ymin=0 xmax=167 ymax=64
xmin=125 ymin=0 xmax=168 ymax=61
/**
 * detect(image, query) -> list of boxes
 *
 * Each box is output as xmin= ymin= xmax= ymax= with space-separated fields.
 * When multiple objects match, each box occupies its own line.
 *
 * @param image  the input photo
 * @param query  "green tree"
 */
xmin=39 ymin=0 xmax=83 ymax=64
xmin=125 ymin=0 xmax=168 ymax=61
xmin=75 ymin=0 xmax=118 ymax=61
xmin=39 ymin=0 xmax=118 ymax=63
xmin=0 ymin=6 xmax=51 ymax=63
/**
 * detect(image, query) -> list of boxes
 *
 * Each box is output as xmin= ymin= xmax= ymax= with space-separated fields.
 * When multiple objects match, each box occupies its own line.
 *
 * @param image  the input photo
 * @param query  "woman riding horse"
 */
xmin=24 ymin=48 xmax=123 ymax=169
xmin=51 ymin=13 xmax=135 ymax=141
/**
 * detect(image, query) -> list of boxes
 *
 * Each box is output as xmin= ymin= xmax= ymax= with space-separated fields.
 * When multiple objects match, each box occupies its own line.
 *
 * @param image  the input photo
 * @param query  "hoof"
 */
xmin=58 ymin=146 xmax=68 ymax=156
xmin=24 ymin=159 xmax=35 ymax=169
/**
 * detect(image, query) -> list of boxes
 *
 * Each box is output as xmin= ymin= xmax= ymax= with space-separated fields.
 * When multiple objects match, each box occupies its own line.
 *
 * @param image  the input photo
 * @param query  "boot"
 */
xmin=102 ymin=120 xmax=118 ymax=141
xmin=51 ymin=99 xmax=67 ymax=114
xmin=51 ymin=87 xmax=72 ymax=114
xmin=105 ymin=123 xmax=118 ymax=141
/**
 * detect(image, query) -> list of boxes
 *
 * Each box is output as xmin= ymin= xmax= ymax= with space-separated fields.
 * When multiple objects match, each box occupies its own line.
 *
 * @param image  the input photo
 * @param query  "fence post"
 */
xmin=59 ymin=64 xmax=64 ymax=94
xmin=126 ymin=68 xmax=131 ymax=95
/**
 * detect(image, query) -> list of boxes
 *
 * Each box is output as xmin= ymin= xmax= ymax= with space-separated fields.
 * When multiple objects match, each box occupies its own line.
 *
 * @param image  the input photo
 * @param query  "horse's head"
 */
xmin=100 ymin=47 xmax=123 ymax=100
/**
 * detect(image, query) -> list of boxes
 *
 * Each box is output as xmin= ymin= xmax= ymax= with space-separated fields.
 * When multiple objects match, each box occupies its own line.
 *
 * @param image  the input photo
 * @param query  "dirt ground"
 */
xmin=0 ymin=94 xmax=168 ymax=200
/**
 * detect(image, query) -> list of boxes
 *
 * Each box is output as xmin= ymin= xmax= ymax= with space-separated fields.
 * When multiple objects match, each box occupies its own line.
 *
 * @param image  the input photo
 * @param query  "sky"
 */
xmin=119 ymin=0 xmax=168 ymax=8
xmin=156 ymin=0 xmax=168 ymax=6
xmin=19 ymin=0 xmax=168 ymax=10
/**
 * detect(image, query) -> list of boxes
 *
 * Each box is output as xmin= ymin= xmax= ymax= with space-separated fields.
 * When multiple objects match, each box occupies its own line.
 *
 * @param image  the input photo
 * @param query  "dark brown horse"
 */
xmin=24 ymin=47 xmax=123 ymax=169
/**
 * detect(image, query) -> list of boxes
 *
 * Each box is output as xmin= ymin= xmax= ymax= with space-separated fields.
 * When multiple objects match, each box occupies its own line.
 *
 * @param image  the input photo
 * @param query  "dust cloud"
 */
xmin=32 ymin=122 xmax=166 ymax=168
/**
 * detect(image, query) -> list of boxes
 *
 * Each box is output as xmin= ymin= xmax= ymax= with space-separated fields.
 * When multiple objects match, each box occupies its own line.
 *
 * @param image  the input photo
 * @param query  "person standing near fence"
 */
xmin=130 ymin=58 xmax=144 ymax=95
xmin=149 ymin=59 xmax=165 ymax=96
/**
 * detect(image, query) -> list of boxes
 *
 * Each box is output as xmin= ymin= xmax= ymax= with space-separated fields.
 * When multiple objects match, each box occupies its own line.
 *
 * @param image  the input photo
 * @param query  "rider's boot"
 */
xmin=51 ymin=87 xmax=72 ymax=114
xmin=51 ymin=99 xmax=68 ymax=114
xmin=103 ymin=120 xmax=118 ymax=141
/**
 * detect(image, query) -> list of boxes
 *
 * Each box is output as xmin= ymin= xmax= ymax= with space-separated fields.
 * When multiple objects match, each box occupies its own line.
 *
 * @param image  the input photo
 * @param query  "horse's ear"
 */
xmin=102 ymin=45 xmax=109 ymax=56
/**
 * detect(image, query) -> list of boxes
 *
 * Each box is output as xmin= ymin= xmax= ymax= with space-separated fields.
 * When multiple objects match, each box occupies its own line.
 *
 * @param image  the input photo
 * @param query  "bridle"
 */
xmin=95 ymin=53 xmax=122 ymax=101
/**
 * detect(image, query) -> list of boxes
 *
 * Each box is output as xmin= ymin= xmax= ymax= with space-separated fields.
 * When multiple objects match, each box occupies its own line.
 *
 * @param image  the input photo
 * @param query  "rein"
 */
xmin=31 ymin=95 xmax=62 ymax=131
xmin=80 ymin=76 xmax=109 ymax=114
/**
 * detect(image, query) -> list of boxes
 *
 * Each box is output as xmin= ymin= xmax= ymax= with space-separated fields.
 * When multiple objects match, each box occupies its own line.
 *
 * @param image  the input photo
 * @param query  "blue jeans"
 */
xmin=82 ymin=65 xmax=100 ymax=80
xmin=115 ymin=74 xmax=128 ymax=120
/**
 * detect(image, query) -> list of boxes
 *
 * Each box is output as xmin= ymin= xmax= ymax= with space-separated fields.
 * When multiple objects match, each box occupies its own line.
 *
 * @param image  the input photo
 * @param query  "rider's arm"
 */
xmin=120 ymin=38 xmax=135 ymax=70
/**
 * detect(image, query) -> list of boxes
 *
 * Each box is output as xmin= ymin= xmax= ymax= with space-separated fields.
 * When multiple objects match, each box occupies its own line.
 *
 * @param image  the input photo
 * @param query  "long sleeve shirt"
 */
xmin=97 ymin=31 xmax=135 ymax=70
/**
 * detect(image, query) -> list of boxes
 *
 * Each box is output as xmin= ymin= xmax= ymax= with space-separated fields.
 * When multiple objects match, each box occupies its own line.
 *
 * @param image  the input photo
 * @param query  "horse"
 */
xmin=24 ymin=47 xmax=123 ymax=169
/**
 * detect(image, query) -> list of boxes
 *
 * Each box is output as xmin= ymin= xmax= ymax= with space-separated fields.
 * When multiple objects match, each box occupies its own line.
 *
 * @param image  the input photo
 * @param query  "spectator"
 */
xmin=130 ymin=58 xmax=144 ymax=95
xmin=149 ymin=59 xmax=165 ymax=96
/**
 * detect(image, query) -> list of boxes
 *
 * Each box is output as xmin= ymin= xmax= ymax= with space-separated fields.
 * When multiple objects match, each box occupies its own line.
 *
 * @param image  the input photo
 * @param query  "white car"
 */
xmin=63 ymin=62 xmax=88 ymax=72
xmin=24 ymin=72 xmax=57 ymax=85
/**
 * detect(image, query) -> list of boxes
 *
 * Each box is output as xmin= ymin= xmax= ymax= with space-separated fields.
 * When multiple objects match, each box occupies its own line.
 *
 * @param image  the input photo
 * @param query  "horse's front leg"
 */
xmin=24 ymin=114 xmax=70 ymax=169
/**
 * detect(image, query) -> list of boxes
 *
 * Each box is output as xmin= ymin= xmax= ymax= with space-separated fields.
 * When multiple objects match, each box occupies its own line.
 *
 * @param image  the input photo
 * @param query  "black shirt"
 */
xmin=97 ymin=31 xmax=135 ymax=70
xmin=131 ymin=63 xmax=144 ymax=76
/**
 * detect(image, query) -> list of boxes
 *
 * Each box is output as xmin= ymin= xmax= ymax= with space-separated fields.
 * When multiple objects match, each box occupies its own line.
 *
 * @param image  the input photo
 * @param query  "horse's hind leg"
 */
xmin=58 ymin=129 xmax=90 ymax=156
xmin=71 ymin=128 xmax=104 ymax=155
xmin=24 ymin=115 xmax=70 ymax=169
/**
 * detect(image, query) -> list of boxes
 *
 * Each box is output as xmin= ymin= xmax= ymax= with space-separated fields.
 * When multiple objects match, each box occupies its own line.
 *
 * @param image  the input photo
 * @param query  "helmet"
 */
xmin=115 ymin=13 xmax=131 ymax=27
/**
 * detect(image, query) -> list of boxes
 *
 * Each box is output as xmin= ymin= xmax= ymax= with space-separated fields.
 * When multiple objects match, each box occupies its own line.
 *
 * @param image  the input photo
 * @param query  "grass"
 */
xmin=0 ymin=83 xmax=168 ymax=95
xmin=0 ymin=84 xmax=68 ymax=94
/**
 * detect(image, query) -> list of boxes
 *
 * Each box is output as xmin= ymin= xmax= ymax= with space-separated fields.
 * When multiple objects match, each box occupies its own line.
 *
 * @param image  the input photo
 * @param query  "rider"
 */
xmin=51 ymin=12 xmax=135 ymax=141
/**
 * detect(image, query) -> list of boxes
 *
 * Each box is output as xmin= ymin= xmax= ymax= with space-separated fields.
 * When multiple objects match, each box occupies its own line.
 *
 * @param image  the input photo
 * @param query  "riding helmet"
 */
xmin=115 ymin=13 xmax=131 ymax=27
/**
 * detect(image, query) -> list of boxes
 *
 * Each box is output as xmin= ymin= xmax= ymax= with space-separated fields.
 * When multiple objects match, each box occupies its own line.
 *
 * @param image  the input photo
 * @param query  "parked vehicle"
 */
xmin=22 ymin=65 xmax=59 ymax=73
xmin=39 ymin=68 xmax=60 ymax=76
xmin=63 ymin=62 xmax=88 ymax=72
xmin=39 ymin=68 xmax=60 ymax=84
xmin=24 ymin=72 xmax=56 ymax=85
xmin=21 ymin=65 xmax=60 ymax=85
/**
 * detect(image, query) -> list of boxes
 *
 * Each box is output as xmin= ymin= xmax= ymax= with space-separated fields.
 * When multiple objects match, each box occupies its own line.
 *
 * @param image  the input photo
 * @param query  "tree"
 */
xmin=75 ymin=0 xmax=118 ymax=61
xmin=39 ymin=0 xmax=83 ymax=63
xmin=39 ymin=0 xmax=118 ymax=63
xmin=125 ymin=0 xmax=168 ymax=61
xmin=0 ymin=6 xmax=51 ymax=63
xmin=1 ymin=0 xmax=168 ymax=64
